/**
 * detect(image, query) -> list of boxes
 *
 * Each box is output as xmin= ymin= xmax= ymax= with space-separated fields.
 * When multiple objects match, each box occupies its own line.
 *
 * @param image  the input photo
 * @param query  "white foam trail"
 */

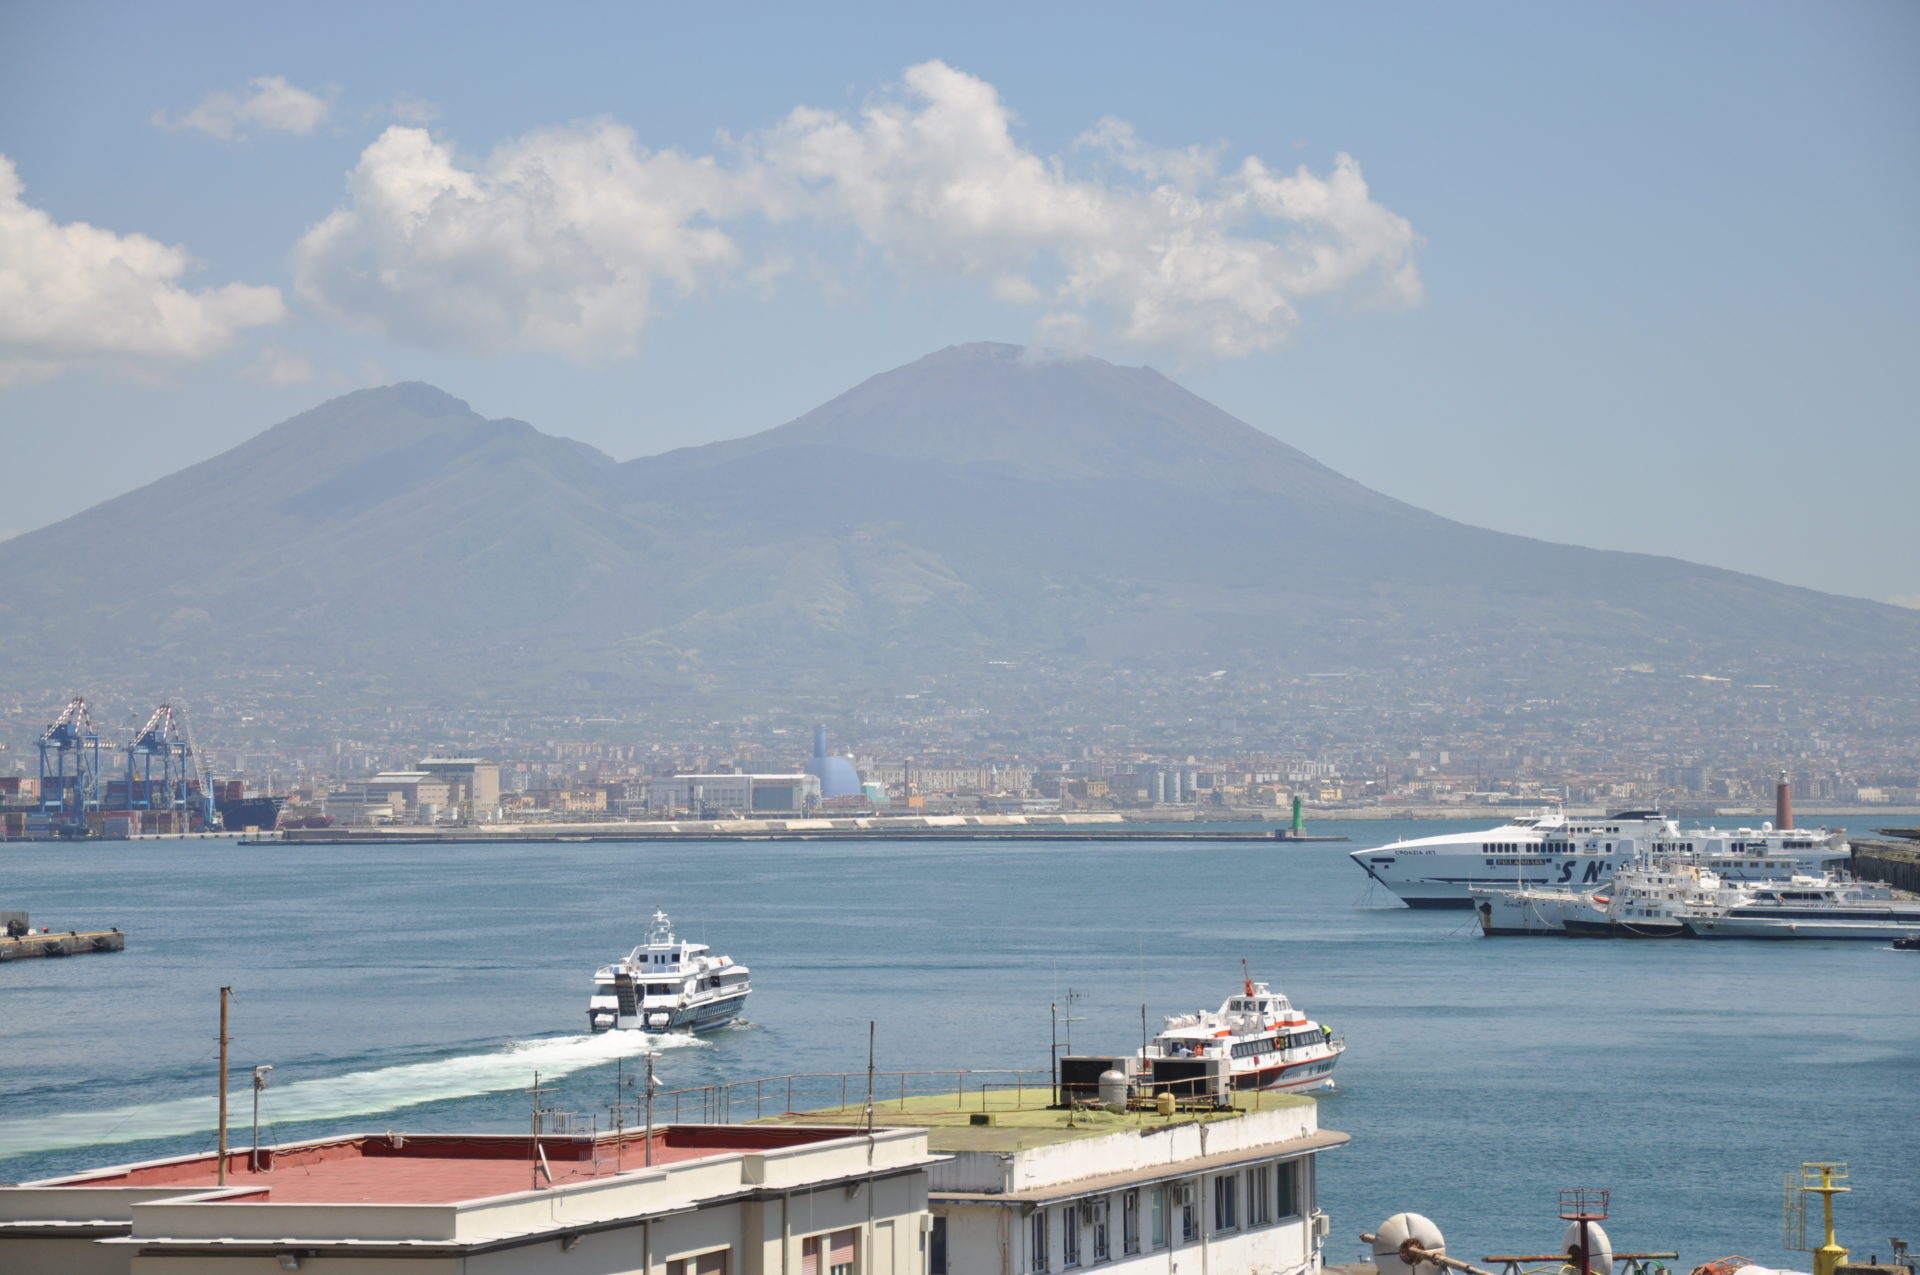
xmin=0 ymin=1032 xmax=706 ymax=1159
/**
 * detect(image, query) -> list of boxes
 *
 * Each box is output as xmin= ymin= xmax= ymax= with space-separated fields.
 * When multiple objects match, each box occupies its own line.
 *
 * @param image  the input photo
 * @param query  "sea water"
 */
xmin=1 ymin=819 xmax=1913 ymax=1263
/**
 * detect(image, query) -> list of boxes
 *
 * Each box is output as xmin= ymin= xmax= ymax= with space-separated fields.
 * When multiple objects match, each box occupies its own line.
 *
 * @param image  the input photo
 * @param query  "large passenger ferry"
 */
xmin=1351 ymin=810 xmax=1848 ymax=908
xmin=587 ymin=911 xmax=751 ymax=1033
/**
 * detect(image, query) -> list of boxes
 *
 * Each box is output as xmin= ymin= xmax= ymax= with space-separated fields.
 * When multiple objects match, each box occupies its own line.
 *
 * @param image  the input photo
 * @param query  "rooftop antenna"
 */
xmin=250 ymin=1065 xmax=273 ymax=1172
xmin=217 ymin=986 xmax=232 ymax=1186
xmin=864 ymin=1021 xmax=876 ymax=1139
xmin=645 ymin=1050 xmax=658 ymax=1167
xmin=1061 ymin=988 xmax=1086 ymax=1055
xmin=529 ymin=1071 xmax=553 ymax=1190
xmin=1138 ymin=938 xmax=1149 ymax=1062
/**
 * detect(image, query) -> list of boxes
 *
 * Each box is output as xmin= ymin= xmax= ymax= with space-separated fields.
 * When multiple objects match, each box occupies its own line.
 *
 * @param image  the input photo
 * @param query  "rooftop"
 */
xmin=754 ymin=1087 xmax=1314 ymax=1153
xmin=49 ymin=1126 xmax=849 ymax=1206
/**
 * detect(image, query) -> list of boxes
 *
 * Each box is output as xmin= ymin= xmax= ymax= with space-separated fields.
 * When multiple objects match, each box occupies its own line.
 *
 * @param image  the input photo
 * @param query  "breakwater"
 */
xmin=275 ymin=815 xmax=1345 ymax=845
xmin=1852 ymin=832 xmax=1920 ymax=892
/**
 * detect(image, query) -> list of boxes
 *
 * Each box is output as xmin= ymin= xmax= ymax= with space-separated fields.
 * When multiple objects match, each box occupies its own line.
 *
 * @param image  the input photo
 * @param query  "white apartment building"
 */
xmin=0 ymin=1122 xmax=937 ymax=1275
xmin=769 ymin=1090 xmax=1346 ymax=1275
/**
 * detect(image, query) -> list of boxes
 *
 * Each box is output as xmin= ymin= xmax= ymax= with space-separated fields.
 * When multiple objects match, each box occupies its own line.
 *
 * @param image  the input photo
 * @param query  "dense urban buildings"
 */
xmin=4 ymin=662 xmax=1915 ymax=831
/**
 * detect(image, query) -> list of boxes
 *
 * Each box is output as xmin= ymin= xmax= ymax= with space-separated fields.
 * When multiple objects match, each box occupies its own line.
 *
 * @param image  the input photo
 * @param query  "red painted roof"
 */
xmin=57 ymin=1127 xmax=848 ymax=1206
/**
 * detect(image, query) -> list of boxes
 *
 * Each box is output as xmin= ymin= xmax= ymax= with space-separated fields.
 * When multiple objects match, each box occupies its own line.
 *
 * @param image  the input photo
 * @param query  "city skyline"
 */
xmin=1 ymin=2 xmax=1916 ymax=606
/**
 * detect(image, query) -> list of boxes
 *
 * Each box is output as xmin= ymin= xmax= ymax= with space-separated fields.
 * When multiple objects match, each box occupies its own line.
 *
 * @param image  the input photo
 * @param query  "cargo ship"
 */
xmin=216 ymin=794 xmax=285 ymax=831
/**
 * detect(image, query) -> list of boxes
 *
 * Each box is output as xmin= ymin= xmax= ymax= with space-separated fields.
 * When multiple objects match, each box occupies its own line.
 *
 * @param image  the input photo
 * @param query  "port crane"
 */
xmin=124 ymin=702 xmax=217 ymax=828
xmin=37 ymin=695 xmax=102 ymax=836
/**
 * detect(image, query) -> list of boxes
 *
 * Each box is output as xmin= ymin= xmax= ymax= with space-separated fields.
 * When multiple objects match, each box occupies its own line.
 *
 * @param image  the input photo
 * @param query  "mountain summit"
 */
xmin=0 ymin=347 xmax=1913 ymax=700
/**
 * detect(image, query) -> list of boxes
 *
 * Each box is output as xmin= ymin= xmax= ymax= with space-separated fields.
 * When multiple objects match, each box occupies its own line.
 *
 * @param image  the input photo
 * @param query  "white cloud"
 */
xmin=1889 ymin=592 xmax=1920 ymax=610
xmin=0 ymin=156 xmax=285 ymax=386
xmin=154 ymin=75 xmax=330 ymax=140
xmin=292 ymin=61 xmax=1422 ymax=360
xmin=295 ymin=122 xmax=746 ymax=356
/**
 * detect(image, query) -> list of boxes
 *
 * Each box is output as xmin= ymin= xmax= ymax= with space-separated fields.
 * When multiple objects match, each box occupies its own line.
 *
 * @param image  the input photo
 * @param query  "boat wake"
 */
xmin=0 ymin=1031 xmax=706 ymax=1158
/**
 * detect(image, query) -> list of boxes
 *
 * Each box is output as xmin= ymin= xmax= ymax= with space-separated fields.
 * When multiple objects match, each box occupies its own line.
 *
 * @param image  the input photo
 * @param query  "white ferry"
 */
xmin=1351 ymin=810 xmax=1848 ymax=908
xmin=1642 ymin=874 xmax=1920 ymax=941
xmin=1138 ymin=974 xmax=1344 ymax=1093
xmin=586 ymin=911 xmax=751 ymax=1033
xmin=1475 ymin=860 xmax=1920 ymax=940
xmin=1473 ymin=850 xmax=1819 ymax=936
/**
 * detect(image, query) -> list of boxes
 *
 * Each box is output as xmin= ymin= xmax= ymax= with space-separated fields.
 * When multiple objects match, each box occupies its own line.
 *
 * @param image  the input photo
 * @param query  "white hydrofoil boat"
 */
xmin=587 ymin=911 xmax=751 ymax=1033
xmin=1139 ymin=972 xmax=1344 ymax=1094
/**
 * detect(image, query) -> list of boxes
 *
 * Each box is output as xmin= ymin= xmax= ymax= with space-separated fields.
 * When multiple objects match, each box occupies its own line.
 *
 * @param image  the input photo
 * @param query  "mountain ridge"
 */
xmin=0 ymin=346 xmax=1913 ymax=702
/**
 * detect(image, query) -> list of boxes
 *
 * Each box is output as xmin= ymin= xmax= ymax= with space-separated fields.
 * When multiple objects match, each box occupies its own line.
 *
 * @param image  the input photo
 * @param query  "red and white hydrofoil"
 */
xmin=1138 ymin=968 xmax=1345 ymax=1093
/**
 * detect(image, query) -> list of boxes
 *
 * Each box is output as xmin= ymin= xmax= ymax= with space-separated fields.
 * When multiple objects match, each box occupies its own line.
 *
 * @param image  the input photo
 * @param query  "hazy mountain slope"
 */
xmin=614 ymin=343 xmax=1914 ymax=669
xmin=0 ymin=384 xmax=647 ymax=675
xmin=0 ymin=348 xmax=1913 ymax=701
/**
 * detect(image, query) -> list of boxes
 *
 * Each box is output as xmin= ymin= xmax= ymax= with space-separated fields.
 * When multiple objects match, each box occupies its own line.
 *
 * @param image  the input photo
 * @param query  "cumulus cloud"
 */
xmin=0 ymin=156 xmax=285 ymax=385
xmin=293 ymin=61 xmax=1421 ymax=360
xmin=153 ymin=75 xmax=330 ymax=140
xmin=295 ymin=122 xmax=745 ymax=356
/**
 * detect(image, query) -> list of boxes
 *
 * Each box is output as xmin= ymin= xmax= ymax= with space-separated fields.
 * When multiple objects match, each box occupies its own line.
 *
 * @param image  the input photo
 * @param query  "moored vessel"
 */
xmin=586 ymin=910 xmax=751 ymax=1033
xmin=1474 ymin=859 xmax=1920 ymax=940
xmin=1354 ymin=810 xmax=1848 ymax=909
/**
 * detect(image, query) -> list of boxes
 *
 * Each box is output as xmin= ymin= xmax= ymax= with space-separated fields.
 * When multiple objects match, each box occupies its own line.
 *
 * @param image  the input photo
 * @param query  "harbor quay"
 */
xmin=0 ymin=911 xmax=123 ymax=961
xmin=260 ymin=812 xmax=1345 ymax=846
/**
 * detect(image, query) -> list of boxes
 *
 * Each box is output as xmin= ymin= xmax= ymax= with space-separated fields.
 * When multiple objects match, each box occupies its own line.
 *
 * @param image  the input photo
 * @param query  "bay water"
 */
xmin=2 ymin=818 xmax=1913 ymax=1263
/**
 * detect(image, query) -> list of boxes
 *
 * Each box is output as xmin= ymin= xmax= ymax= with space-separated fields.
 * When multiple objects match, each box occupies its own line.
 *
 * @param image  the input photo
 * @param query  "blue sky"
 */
xmin=2 ymin=1 xmax=1915 ymax=605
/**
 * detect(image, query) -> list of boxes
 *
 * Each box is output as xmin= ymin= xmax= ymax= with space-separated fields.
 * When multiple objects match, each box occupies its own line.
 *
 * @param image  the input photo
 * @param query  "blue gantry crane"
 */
xmin=124 ymin=702 xmax=216 ymax=828
xmin=38 ymin=695 xmax=102 ymax=836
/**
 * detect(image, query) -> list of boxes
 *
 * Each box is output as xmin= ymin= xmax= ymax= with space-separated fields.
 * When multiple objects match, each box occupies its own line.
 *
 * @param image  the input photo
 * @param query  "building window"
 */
xmin=1150 ymin=1187 xmax=1168 ymax=1249
xmin=1064 ymin=1205 xmax=1081 ymax=1268
xmin=1180 ymin=1183 xmax=1198 ymax=1243
xmin=930 ymin=1217 xmax=948 ymax=1275
xmin=1092 ymin=1198 xmax=1110 ymax=1263
xmin=1248 ymin=1165 xmax=1272 ymax=1226
xmin=1031 ymin=1210 xmax=1050 ymax=1273
xmin=670 ymin=1253 xmax=730 ymax=1275
xmin=831 ymin=1229 xmax=858 ymax=1275
xmin=1213 ymin=1175 xmax=1237 ymax=1231
xmin=1122 ymin=1190 xmax=1141 ymax=1255
xmin=803 ymin=1231 xmax=858 ymax=1275
xmin=1276 ymin=1161 xmax=1299 ymax=1219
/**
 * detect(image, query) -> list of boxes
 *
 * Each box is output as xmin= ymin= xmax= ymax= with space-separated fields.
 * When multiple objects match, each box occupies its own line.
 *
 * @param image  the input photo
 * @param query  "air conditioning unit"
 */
xmin=1174 ymin=1185 xmax=1193 ymax=1206
xmin=1311 ymin=1211 xmax=1330 ymax=1240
